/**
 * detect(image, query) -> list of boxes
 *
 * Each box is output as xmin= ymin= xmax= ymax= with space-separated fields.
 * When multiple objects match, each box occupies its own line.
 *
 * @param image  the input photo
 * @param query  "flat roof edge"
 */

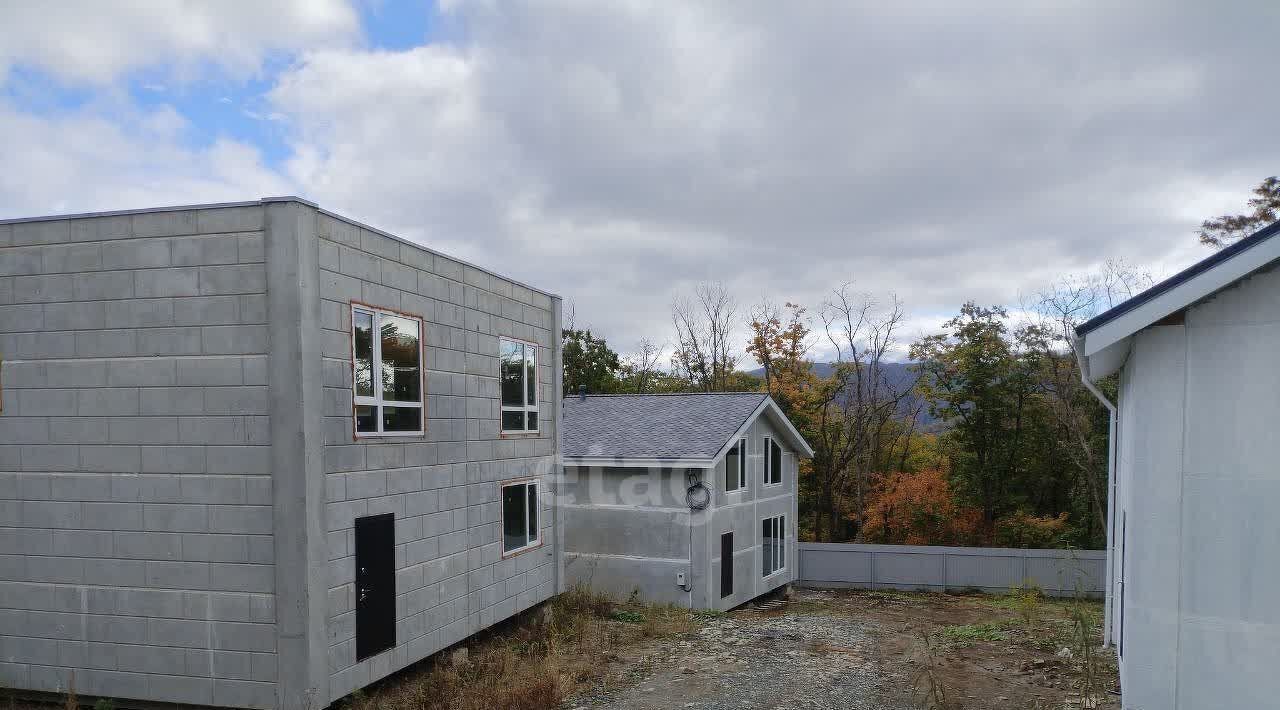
xmin=0 ymin=199 xmax=270 ymax=226
xmin=0 ymin=196 xmax=560 ymax=301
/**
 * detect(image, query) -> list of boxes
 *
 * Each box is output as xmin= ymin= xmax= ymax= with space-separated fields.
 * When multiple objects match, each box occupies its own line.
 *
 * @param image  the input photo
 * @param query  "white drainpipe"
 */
xmin=1071 ymin=334 xmax=1118 ymax=647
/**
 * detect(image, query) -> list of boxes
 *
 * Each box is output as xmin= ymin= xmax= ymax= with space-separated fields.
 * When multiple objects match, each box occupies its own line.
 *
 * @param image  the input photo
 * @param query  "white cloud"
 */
xmin=0 ymin=100 xmax=291 ymax=217
xmin=0 ymin=0 xmax=359 ymax=85
xmin=258 ymin=0 xmax=1277 ymax=358
xmin=2 ymin=1 xmax=1276 ymax=369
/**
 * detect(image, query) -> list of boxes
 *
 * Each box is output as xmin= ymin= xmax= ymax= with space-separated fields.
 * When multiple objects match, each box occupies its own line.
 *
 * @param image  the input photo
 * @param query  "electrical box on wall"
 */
xmin=676 ymin=571 xmax=687 ymax=587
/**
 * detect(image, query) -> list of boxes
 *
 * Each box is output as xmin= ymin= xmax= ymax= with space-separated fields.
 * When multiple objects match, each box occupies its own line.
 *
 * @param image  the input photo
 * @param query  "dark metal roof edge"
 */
xmin=1075 ymin=219 xmax=1280 ymax=336
xmin=563 ymin=392 xmax=768 ymax=400
xmin=561 ymin=455 xmax=715 ymax=462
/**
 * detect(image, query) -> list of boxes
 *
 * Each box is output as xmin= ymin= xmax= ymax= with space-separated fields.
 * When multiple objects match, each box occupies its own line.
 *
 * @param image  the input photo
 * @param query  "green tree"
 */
xmin=910 ymin=303 xmax=1049 ymax=532
xmin=561 ymin=328 xmax=620 ymax=396
xmin=1199 ymin=176 xmax=1280 ymax=247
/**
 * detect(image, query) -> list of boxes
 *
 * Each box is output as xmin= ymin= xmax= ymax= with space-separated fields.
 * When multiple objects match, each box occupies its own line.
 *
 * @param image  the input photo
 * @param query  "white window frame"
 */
xmin=500 ymin=479 xmax=541 ymax=556
xmin=725 ymin=437 xmax=747 ymax=492
xmin=762 ymin=514 xmax=786 ymax=578
xmin=499 ymin=337 xmax=539 ymax=434
xmin=351 ymin=304 xmax=424 ymax=437
xmin=763 ymin=436 xmax=783 ymax=486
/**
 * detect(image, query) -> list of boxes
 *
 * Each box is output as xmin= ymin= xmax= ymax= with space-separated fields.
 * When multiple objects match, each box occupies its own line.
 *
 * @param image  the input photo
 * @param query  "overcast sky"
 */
xmin=2 ymin=1 xmax=1274 ymax=362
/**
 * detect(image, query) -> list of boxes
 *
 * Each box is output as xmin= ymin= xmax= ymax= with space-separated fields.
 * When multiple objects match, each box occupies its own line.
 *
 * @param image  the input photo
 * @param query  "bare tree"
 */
xmin=563 ymin=301 xmax=577 ymax=333
xmin=1028 ymin=260 xmax=1153 ymax=541
xmin=670 ymin=282 xmax=741 ymax=391
xmin=807 ymin=284 xmax=913 ymax=540
xmin=621 ymin=338 xmax=666 ymax=394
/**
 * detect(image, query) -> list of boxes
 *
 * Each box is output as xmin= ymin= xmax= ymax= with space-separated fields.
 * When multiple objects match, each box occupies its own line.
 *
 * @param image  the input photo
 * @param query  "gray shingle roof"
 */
xmin=562 ymin=393 xmax=769 ymax=460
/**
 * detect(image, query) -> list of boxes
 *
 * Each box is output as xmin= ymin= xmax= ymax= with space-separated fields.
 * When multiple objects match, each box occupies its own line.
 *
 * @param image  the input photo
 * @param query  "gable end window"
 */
xmin=500 ymin=338 xmax=539 ymax=433
xmin=501 ymin=480 xmax=540 ymax=555
xmin=762 ymin=514 xmax=786 ymax=577
xmin=763 ymin=436 xmax=783 ymax=485
xmin=724 ymin=437 xmax=747 ymax=492
xmin=352 ymin=305 xmax=423 ymax=436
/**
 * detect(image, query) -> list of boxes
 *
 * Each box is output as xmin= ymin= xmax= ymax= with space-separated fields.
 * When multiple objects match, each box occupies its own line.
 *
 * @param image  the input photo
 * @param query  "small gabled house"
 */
xmin=561 ymin=392 xmax=813 ymax=610
xmin=1074 ymin=220 xmax=1280 ymax=709
xmin=0 ymin=198 xmax=563 ymax=710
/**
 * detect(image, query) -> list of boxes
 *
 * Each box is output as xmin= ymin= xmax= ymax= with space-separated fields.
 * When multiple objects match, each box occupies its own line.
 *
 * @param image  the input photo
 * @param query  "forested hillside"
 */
xmin=563 ymin=268 xmax=1155 ymax=550
xmin=750 ymin=361 xmax=940 ymax=429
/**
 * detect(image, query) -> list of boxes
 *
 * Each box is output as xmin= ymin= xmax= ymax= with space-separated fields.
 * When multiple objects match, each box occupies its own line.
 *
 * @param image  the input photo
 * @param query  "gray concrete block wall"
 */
xmin=312 ymin=211 xmax=560 ymax=703
xmin=0 ymin=205 xmax=277 ymax=708
xmin=1 ymin=199 xmax=563 ymax=709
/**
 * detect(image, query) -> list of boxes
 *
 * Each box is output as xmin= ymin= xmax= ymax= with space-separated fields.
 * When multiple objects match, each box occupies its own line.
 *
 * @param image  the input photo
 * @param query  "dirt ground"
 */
xmin=6 ymin=587 xmax=1117 ymax=710
xmin=566 ymin=587 xmax=1120 ymax=710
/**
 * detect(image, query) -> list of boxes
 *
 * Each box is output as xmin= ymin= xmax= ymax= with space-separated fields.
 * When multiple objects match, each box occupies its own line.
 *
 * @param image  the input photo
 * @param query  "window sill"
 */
xmin=355 ymin=432 xmax=426 ymax=440
xmin=762 ymin=568 xmax=788 ymax=581
xmin=762 ymin=482 xmax=784 ymax=488
xmin=500 ymin=430 xmax=541 ymax=438
xmin=501 ymin=538 xmax=545 ymax=560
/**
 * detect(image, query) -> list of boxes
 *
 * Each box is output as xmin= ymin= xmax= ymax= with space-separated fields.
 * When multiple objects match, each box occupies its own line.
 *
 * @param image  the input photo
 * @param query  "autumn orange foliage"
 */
xmin=994 ymin=510 xmax=1070 ymax=549
xmin=860 ymin=468 xmax=984 ymax=546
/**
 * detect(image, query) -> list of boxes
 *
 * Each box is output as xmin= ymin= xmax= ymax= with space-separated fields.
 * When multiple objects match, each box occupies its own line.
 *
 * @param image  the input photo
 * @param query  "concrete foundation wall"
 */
xmin=0 ymin=205 xmax=278 ymax=708
xmin=1117 ymin=267 xmax=1280 ymax=709
xmin=312 ymin=210 xmax=560 ymax=702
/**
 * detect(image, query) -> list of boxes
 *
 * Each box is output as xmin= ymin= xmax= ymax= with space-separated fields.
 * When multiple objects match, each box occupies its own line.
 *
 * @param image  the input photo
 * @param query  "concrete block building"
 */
xmin=0 ymin=198 xmax=563 ymax=709
xmin=561 ymin=393 xmax=812 ymax=610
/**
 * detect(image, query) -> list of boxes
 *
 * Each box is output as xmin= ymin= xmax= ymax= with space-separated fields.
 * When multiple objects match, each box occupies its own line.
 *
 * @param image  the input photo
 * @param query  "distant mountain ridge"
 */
xmin=747 ymin=361 xmax=939 ymax=427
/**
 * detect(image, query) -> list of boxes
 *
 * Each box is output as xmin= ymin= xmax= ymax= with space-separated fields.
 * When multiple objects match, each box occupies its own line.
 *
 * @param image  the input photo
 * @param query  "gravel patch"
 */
xmin=567 ymin=593 xmax=913 ymax=710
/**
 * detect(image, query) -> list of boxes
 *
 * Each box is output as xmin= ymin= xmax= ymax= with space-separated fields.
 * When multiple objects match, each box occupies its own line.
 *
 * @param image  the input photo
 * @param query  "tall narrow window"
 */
xmin=724 ymin=437 xmax=747 ymax=492
xmin=352 ymin=305 xmax=423 ymax=436
xmin=763 ymin=437 xmax=783 ymax=485
xmin=720 ymin=532 xmax=734 ymax=598
xmin=762 ymin=514 xmax=786 ymax=577
xmin=502 ymin=480 xmax=540 ymax=554
xmin=500 ymin=338 xmax=539 ymax=433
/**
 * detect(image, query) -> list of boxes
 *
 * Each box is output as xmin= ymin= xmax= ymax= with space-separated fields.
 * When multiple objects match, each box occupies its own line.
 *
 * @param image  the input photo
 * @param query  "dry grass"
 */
xmin=60 ymin=675 xmax=75 ymax=710
xmin=335 ymin=584 xmax=697 ymax=710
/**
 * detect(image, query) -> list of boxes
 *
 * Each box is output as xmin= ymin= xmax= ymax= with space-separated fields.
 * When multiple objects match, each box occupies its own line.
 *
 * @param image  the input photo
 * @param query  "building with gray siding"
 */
xmin=561 ymin=393 xmax=812 ymax=610
xmin=1074 ymin=218 xmax=1280 ymax=709
xmin=0 ymin=197 xmax=563 ymax=709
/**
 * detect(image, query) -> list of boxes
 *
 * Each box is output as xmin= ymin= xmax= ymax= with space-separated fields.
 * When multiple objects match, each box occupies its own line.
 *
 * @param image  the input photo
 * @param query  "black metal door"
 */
xmin=355 ymin=513 xmax=396 ymax=660
xmin=720 ymin=532 xmax=733 ymax=598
